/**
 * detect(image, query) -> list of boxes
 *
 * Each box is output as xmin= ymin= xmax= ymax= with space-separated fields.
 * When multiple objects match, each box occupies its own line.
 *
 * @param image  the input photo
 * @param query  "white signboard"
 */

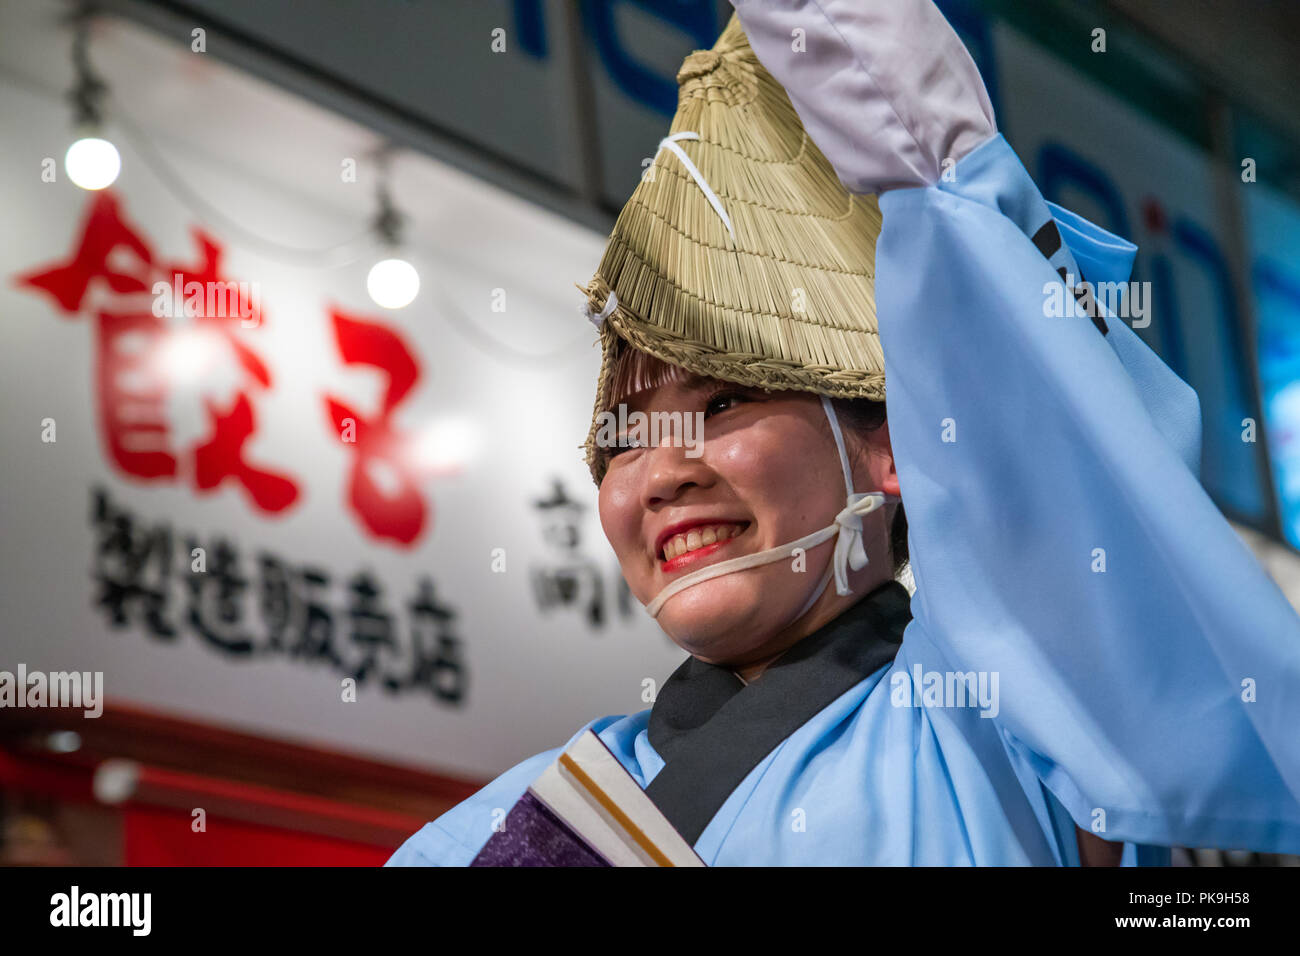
xmin=0 ymin=81 xmax=683 ymax=780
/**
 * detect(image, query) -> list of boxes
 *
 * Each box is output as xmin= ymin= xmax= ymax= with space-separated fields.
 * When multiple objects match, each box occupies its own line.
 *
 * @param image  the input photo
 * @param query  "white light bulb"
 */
xmin=46 ymin=731 xmax=82 ymax=754
xmin=367 ymin=257 xmax=420 ymax=309
xmin=65 ymin=136 xmax=121 ymax=190
xmin=94 ymin=759 xmax=141 ymax=805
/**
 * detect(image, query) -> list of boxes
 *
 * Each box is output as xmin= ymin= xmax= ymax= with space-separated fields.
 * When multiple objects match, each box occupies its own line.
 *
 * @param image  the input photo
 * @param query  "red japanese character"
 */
xmin=15 ymin=190 xmax=299 ymax=514
xmin=324 ymin=307 xmax=430 ymax=546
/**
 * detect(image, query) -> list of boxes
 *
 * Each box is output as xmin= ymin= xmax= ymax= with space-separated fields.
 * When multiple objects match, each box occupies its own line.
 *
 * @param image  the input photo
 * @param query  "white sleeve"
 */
xmin=729 ymin=0 xmax=997 ymax=191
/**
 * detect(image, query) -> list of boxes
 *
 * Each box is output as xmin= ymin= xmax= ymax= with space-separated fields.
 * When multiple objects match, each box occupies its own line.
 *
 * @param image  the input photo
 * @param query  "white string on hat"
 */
xmin=656 ymin=132 xmax=735 ymax=241
xmin=644 ymin=395 xmax=897 ymax=619
xmin=583 ymin=289 xmax=618 ymax=330
xmin=582 ymin=133 xmax=731 ymax=329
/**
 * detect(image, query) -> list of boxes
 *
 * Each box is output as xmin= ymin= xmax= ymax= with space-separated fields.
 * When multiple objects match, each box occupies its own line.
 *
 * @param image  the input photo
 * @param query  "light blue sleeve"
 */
xmin=877 ymin=132 xmax=1300 ymax=854
xmin=1039 ymin=781 xmax=1170 ymax=867
xmin=384 ymin=714 xmax=627 ymax=866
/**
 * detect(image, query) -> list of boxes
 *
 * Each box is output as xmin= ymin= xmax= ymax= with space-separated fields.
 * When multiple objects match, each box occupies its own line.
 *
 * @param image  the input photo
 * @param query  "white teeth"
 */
xmin=661 ymin=523 xmax=745 ymax=561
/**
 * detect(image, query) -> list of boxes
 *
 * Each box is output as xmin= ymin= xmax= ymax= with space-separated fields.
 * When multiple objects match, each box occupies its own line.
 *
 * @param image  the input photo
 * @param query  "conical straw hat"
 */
xmin=579 ymin=12 xmax=885 ymax=484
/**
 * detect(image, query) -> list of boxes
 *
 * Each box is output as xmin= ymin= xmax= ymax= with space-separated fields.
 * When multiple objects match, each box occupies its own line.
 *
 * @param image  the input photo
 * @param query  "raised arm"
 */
xmin=730 ymin=0 xmax=1300 ymax=857
xmin=729 ymin=0 xmax=994 ymax=191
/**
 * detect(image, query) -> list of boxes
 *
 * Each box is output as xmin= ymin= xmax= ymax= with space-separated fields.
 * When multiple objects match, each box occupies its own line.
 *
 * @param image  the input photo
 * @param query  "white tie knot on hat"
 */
xmin=583 ymin=289 xmax=618 ymax=330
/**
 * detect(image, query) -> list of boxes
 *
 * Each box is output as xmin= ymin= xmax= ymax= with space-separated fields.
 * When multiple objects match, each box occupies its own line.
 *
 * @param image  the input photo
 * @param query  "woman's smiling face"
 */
xmin=596 ymin=362 xmax=901 ymax=670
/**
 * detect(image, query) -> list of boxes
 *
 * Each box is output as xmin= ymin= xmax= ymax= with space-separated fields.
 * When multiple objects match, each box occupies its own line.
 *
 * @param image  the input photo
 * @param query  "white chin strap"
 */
xmin=645 ymin=395 xmax=898 ymax=619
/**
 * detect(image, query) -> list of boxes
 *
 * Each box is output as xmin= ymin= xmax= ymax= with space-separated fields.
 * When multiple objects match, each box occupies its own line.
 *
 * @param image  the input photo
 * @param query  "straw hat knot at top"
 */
xmin=676 ymin=45 xmax=758 ymax=105
xmin=677 ymin=49 xmax=722 ymax=82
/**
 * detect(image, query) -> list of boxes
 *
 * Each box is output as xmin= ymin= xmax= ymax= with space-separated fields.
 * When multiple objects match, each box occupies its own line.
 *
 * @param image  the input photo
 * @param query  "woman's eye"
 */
xmin=604 ymin=434 xmax=647 ymax=459
xmin=704 ymin=389 xmax=749 ymax=418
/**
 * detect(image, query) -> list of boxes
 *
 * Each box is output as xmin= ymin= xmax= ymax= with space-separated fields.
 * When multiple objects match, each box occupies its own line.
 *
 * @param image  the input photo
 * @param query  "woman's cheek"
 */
xmin=598 ymin=477 xmax=648 ymax=576
xmin=707 ymin=423 xmax=800 ymax=506
xmin=706 ymin=427 xmax=768 ymax=481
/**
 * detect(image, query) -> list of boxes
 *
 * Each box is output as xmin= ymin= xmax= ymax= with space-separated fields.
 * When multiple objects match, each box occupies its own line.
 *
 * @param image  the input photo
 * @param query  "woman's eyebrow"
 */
xmin=678 ymin=374 xmax=718 ymax=394
xmin=612 ymin=373 xmax=716 ymax=413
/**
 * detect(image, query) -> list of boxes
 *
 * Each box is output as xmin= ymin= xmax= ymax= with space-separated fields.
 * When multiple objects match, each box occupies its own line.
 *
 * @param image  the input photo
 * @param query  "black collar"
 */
xmin=644 ymin=580 xmax=911 ymax=846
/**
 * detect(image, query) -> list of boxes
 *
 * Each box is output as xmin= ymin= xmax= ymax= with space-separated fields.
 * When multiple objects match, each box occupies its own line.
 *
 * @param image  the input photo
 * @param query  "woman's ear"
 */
xmin=866 ymin=418 xmax=902 ymax=497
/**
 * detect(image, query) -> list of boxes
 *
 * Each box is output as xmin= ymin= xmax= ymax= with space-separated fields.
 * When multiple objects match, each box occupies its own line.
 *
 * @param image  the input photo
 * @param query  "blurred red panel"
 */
xmin=123 ymin=806 xmax=391 ymax=866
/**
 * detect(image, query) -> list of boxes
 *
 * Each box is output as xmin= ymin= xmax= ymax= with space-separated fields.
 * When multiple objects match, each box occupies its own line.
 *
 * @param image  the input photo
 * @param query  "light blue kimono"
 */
xmin=388 ymin=133 xmax=1300 ymax=867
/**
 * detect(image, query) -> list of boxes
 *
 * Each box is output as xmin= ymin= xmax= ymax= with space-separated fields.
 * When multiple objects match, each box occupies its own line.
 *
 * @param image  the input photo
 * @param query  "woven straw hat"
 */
xmin=579 ymin=12 xmax=885 ymax=485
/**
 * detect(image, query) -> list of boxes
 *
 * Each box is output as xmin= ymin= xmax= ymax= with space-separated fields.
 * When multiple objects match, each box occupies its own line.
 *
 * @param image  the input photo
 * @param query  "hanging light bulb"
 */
xmin=64 ymin=4 xmax=121 ymax=191
xmin=366 ymin=145 xmax=420 ymax=309
xmin=367 ymin=257 xmax=420 ymax=310
xmin=65 ymin=131 xmax=121 ymax=190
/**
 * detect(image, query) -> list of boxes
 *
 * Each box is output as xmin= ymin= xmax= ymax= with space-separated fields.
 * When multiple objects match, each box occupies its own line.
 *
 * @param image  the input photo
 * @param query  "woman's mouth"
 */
xmin=658 ymin=521 xmax=749 ymax=572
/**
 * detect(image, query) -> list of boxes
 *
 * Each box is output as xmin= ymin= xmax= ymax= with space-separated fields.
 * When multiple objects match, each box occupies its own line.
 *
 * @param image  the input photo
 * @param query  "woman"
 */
xmin=389 ymin=1 xmax=1300 ymax=865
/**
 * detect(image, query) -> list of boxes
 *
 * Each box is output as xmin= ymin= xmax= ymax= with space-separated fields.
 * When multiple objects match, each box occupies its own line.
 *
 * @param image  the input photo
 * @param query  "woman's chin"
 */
xmin=654 ymin=575 xmax=778 ymax=657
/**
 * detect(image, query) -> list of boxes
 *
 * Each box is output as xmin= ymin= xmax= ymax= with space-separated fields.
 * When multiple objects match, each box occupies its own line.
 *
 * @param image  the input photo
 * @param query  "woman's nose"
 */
xmin=641 ymin=439 xmax=713 ymax=507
